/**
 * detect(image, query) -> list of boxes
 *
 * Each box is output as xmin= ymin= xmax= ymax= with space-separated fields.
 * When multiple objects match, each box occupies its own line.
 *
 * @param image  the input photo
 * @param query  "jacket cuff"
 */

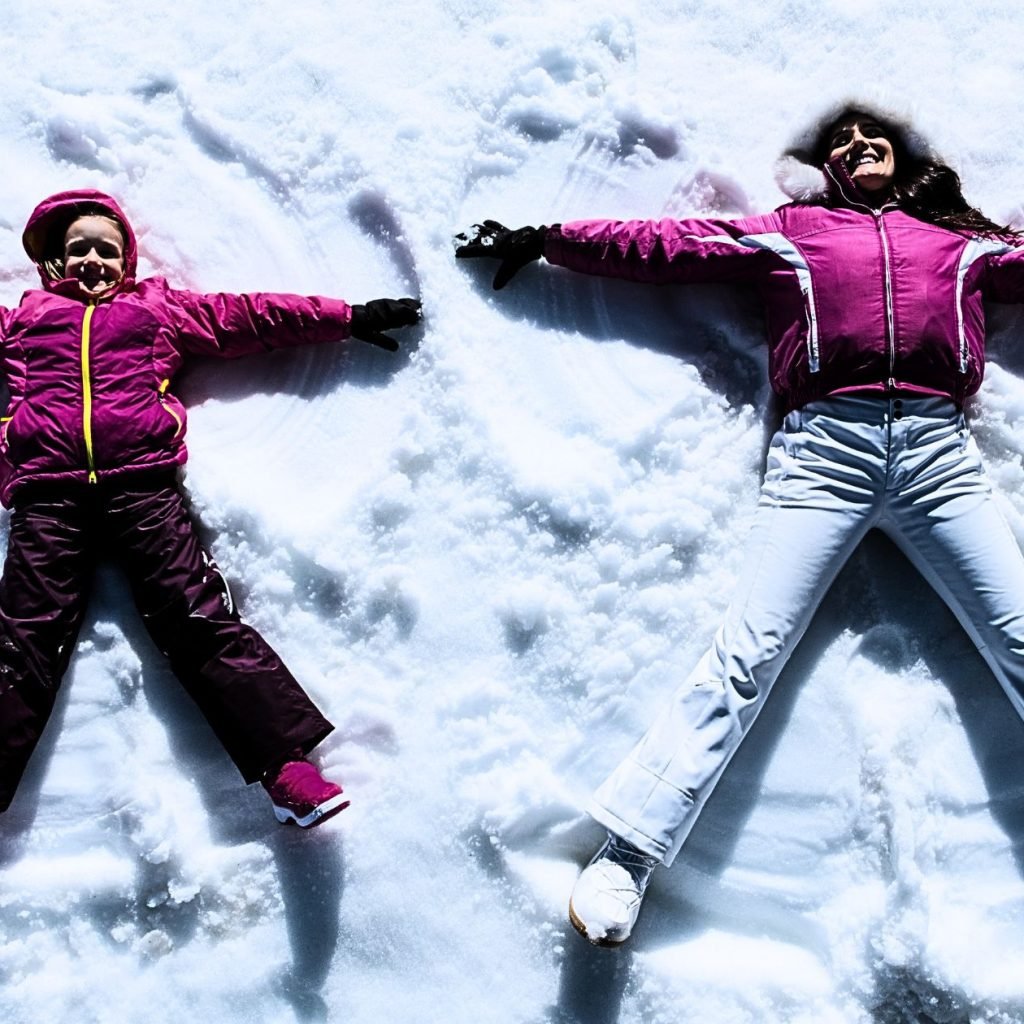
xmin=542 ymin=223 xmax=565 ymax=266
xmin=317 ymin=297 xmax=354 ymax=339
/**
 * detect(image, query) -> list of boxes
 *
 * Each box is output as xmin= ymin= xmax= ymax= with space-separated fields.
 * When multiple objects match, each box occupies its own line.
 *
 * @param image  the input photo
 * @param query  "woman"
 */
xmin=455 ymin=103 xmax=1024 ymax=944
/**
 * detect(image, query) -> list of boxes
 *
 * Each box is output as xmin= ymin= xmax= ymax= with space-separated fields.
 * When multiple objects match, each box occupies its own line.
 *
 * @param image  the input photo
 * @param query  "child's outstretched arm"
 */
xmin=348 ymin=298 xmax=422 ymax=351
xmin=167 ymin=286 xmax=421 ymax=358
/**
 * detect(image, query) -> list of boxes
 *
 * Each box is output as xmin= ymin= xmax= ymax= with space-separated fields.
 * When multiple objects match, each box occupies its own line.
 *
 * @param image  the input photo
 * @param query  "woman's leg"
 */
xmin=571 ymin=404 xmax=890 ymax=945
xmin=591 ymin=499 xmax=873 ymax=865
xmin=883 ymin=414 xmax=1024 ymax=715
xmin=0 ymin=493 xmax=94 ymax=810
xmin=104 ymin=479 xmax=334 ymax=784
xmin=591 ymin=400 xmax=894 ymax=866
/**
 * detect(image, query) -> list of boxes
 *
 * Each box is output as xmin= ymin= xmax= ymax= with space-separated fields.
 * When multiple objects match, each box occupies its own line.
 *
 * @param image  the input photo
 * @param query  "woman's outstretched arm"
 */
xmin=455 ymin=213 xmax=785 ymax=289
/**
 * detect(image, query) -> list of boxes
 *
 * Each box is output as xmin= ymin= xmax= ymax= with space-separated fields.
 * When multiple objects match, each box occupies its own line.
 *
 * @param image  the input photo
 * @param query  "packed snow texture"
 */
xmin=2 ymin=2 xmax=1024 ymax=1023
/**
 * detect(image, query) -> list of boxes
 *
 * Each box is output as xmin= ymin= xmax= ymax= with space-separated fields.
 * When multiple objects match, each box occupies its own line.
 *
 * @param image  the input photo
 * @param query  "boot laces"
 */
xmin=595 ymin=833 xmax=659 ymax=895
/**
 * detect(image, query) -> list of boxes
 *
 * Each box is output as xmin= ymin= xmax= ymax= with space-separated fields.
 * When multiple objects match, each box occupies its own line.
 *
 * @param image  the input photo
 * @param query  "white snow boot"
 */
xmin=568 ymin=832 xmax=659 ymax=946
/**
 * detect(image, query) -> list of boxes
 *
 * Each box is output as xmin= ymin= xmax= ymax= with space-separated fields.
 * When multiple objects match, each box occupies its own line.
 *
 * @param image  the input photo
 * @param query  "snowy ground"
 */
xmin=2 ymin=2 xmax=1024 ymax=1022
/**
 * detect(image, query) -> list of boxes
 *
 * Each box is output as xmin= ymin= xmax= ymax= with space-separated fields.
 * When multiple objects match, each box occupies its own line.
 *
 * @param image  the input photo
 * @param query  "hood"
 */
xmin=773 ymin=98 xmax=941 ymax=206
xmin=22 ymin=189 xmax=138 ymax=294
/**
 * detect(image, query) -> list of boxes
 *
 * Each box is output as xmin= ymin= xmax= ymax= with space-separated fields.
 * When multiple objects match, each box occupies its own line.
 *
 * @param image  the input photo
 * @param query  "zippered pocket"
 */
xmin=0 ymin=399 xmax=23 ymax=453
xmin=158 ymin=379 xmax=184 ymax=438
xmin=801 ymin=285 xmax=820 ymax=373
xmin=955 ymin=238 xmax=1017 ymax=372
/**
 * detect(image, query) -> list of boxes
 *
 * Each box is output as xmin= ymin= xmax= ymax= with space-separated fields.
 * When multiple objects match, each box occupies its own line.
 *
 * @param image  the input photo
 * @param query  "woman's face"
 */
xmin=63 ymin=215 xmax=125 ymax=297
xmin=827 ymin=116 xmax=896 ymax=195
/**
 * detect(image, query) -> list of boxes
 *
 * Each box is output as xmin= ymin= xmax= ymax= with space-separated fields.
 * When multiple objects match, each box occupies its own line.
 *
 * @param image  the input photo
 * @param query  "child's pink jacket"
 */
xmin=0 ymin=190 xmax=352 ymax=506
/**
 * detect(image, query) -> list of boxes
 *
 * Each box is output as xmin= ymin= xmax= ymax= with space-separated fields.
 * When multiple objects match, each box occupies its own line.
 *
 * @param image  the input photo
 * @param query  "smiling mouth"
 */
xmin=848 ymin=152 xmax=881 ymax=170
xmin=78 ymin=276 xmax=112 ymax=294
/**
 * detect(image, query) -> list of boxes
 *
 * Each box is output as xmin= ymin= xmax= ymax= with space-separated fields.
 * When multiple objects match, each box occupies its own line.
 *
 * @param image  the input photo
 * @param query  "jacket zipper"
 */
xmin=823 ymin=165 xmax=898 ymax=391
xmin=874 ymin=210 xmax=897 ymax=391
xmin=81 ymin=303 xmax=98 ymax=483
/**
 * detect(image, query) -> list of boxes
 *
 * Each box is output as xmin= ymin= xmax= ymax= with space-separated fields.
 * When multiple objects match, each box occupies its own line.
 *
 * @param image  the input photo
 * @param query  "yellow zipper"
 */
xmin=81 ymin=304 xmax=97 ymax=483
xmin=159 ymin=378 xmax=184 ymax=436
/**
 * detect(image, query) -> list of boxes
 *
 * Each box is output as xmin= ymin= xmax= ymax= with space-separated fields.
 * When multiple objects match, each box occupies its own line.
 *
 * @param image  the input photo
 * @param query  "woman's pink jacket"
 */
xmin=544 ymin=178 xmax=1024 ymax=413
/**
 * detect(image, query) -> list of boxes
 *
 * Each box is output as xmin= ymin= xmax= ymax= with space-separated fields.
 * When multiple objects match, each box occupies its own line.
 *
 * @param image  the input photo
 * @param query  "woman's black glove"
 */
xmin=349 ymin=298 xmax=422 ymax=351
xmin=453 ymin=220 xmax=547 ymax=290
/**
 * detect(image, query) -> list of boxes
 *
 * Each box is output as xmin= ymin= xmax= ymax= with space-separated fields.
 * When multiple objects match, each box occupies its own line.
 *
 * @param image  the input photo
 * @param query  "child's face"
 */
xmin=63 ymin=215 xmax=125 ymax=297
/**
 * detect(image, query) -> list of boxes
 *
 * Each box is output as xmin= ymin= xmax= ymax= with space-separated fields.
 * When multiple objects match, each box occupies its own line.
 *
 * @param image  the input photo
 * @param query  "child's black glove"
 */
xmin=453 ymin=220 xmax=548 ymax=290
xmin=350 ymin=298 xmax=422 ymax=351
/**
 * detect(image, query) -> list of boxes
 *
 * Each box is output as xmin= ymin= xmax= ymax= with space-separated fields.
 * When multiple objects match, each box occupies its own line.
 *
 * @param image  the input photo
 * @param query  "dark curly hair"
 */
xmin=888 ymin=160 xmax=1015 ymax=237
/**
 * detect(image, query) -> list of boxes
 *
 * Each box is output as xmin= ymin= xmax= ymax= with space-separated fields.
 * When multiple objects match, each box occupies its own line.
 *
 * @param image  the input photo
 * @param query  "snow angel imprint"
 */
xmin=456 ymin=103 xmax=1024 ymax=944
xmin=0 ymin=189 xmax=421 ymax=828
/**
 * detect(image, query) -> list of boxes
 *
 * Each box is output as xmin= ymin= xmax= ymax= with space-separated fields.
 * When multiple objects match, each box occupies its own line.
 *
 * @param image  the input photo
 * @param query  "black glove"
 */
xmin=453 ymin=220 xmax=547 ymax=290
xmin=349 ymin=298 xmax=422 ymax=351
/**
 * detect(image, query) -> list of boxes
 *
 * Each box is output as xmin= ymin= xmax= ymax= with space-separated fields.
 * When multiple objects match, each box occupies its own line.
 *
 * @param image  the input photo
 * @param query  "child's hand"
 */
xmin=349 ymin=298 xmax=422 ymax=351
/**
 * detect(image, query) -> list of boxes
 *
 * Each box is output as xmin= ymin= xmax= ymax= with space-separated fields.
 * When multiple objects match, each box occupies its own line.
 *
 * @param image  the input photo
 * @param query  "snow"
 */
xmin=1 ymin=2 xmax=1024 ymax=1022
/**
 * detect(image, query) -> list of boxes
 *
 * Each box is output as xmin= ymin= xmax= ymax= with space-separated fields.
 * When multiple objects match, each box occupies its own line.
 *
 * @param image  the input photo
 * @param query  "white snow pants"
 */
xmin=591 ymin=395 xmax=1024 ymax=865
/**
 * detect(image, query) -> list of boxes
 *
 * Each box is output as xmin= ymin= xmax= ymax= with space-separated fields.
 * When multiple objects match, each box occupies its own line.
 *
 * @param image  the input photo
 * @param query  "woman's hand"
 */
xmin=349 ymin=298 xmax=422 ymax=351
xmin=453 ymin=220 xmax=547 ymax=290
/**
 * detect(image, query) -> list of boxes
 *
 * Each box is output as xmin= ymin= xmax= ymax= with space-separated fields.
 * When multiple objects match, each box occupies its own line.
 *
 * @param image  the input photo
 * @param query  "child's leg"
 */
xmin=0 ymin=493 xmax=94 ymax=810
xmin=105 ymin=478 xmax=333 ymax=783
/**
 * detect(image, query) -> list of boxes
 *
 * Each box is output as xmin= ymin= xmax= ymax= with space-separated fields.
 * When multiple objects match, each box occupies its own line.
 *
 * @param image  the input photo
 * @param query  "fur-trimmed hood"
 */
xmin=774 ymin=98 xmax=942 ymax=204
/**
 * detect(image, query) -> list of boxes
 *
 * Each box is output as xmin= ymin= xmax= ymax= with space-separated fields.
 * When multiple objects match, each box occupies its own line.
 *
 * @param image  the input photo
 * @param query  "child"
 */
xmin=0 ymin=188 xmax=420 ymax=827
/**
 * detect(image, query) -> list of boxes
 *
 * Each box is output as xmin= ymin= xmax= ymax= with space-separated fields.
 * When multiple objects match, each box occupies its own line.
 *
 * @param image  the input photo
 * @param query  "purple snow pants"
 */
xmin=0 ymin=472 xmax=333 ymax=810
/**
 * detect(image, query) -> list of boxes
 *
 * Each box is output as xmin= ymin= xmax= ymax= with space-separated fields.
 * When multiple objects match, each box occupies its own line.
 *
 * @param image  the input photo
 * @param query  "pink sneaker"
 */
xmin=263 ymin=759 xmax=350 ymax=828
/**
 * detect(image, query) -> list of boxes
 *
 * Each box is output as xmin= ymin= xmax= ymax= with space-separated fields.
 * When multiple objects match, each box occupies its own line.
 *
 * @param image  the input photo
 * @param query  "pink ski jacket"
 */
xmin=543 ymin=164 xmax=1024 ymax=413
xmin=0 ymin=190 xmax=352 ymax=506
